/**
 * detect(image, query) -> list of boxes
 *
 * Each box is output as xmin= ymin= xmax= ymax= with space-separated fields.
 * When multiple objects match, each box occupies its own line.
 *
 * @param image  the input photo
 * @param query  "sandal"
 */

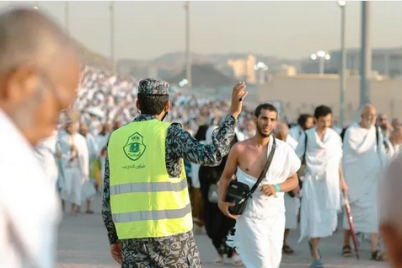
xmin=283 ymin=244 xmax=294 ymax=254
xmin=214 ymin=256 xmax=224 ymax=265
xmin=310 ymin=259 xmax=324 ymax=268
xmin=231 ymin=255 xmax=243 ymax=266
xmin=371 ymin=250 xmax=385 ymax=261
xmin=308 ymin=241 xmax=323 ymax=267
xmin=342 ymin=245 xmax=353 ymax=257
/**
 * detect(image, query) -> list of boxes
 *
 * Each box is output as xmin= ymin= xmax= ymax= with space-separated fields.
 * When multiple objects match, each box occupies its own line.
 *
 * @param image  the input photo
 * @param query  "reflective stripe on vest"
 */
xmin=110 ymin=179 xmax=188 ymax=195
xmin=107 ymin=120 xmax=193 ymax=239
xmin=112 ymin=203 xmax=192 ymax=223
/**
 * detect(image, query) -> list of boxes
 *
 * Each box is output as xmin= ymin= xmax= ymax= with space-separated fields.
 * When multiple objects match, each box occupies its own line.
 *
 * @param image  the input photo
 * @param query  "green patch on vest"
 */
xmin=123 ymin=132 xmax=146 ymax=161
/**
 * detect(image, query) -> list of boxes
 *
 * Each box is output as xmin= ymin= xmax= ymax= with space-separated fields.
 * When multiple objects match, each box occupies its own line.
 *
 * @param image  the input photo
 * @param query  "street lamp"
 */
xmin=360 ymin=1 xmax=371 ymax=106
xmin=184 ymin=2 xmax=191 ymax=87
xmin=109 ymin=1 xmax=115 ymax=74
xmin=338 ymin=1 xmax=347 ymax=127
xmin=338 ymin=1 xmax=346 ymax=7
xmin=311 ymin=51 xmax=330 ymax=75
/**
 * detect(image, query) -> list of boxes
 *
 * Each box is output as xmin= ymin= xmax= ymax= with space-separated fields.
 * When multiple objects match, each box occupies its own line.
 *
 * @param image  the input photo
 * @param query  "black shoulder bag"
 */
xmin=225 ymin=137 xmax=277 ymax=216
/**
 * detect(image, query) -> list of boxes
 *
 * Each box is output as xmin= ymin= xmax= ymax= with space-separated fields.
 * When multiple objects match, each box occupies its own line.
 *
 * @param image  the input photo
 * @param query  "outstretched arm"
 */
xmin=167 ymin=115 xmax=237 ymax=167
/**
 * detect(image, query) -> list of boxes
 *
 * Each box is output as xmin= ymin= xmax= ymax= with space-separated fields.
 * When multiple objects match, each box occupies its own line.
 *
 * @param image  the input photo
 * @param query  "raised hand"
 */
xmin=230 ymin=82 xmax=248 ymax=119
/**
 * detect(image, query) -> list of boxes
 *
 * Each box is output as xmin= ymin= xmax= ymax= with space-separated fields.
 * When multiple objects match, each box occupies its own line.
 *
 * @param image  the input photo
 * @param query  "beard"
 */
xmin=256 ymin=122 xmax=272 ymax=138
xmin=362 ymin=120 xmax=374 ymax=128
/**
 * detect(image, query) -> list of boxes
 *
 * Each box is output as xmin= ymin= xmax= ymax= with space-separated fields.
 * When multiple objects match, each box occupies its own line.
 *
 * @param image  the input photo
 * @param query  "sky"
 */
xmin=4 ymin=1 xmax=402 ymax=61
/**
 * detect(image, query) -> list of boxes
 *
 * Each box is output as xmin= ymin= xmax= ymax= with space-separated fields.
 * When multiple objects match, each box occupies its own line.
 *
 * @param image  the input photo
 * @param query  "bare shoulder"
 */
xmin=232 ymin=138 xmax=253 ymax=152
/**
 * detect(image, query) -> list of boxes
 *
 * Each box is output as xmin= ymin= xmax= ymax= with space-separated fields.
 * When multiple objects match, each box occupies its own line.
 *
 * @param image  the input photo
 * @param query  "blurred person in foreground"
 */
xmin=0 ymin=7 xmax=79 ymax=268
xmin=102 ymin=79 xmax=248 ymax=267
xmin=218 ymin=103 xmax=300 ymax=268
xmin=275 ymin=123 xmax=300 ymax=255
xmin=379 ymin=152 xmax=402 ymax=268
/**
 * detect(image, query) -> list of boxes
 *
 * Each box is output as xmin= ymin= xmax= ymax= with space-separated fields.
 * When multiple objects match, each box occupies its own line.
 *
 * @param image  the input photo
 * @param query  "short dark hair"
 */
xmin=314 ymin=105 xmax=332 ymax=119
xmin=297 ymin=114 xmax=313 ymax=127
xmin=137 ymin=94 xmax=169 ymax=115
xmin=254 ymin=103 xmax=278 ymax=118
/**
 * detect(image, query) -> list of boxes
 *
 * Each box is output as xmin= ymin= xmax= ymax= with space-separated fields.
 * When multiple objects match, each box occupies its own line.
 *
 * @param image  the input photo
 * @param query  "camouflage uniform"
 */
xmin=102 ymin=79 xmax=237 ymax=268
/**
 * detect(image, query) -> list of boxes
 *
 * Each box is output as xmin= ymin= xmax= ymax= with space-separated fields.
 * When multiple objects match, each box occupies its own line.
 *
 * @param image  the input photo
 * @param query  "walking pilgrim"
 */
xmin=296 ymin=105 xmax=347 ymax=268
xmin=79 ymin=123 xmax=98 ymax=213
xmin=289 ymin=114 xmax=315 ymax=142
xmin=341 ymin=104 xmax=386 ymax=261
xmin=383 ymin=128 xmax=402 ymax=160
xmin=275 ymin=122 xmax=300 ymax=255
xmin=218 ymin=103 xmax=301 ymax=268
xmin=378 ymin=152 xmax=402 ymax=268
xmin=59 ymin=118 xmax=90 ymax=215
xmin=0 ymin=7 xmax=80 ymax=267
xmin=96 ymin=124 xmax=111 ymax=187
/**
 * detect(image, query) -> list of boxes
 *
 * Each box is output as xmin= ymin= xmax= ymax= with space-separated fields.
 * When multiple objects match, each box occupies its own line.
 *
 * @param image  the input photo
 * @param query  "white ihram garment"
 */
xmin=34 ymin=131 xmax=59 ymax=186
xmin=0 ymin=109 xmax=61 ymax=268
xmin=383 ymin=138 xmax=401 ymax=162
xmin=82 ymin=134 xmax=98 ymax=201
xmin=342 ymin=123 xmax=385 ymax=233
xmin=289 ymin=125 xmax=303 ymax=142
xmin=233 ymin=138 xmax=301 ymax=268
xmin=59 ymin=133 xmax=89 ymax=206
xmin=297 ymin=128 xmax=343 ymax=241
xmin=284 ymin=135 xmax=300 ymax=230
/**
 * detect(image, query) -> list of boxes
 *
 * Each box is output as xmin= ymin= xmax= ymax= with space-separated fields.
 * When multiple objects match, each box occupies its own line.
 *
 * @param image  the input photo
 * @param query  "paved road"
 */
xmin=57 ymin=194 xmax=389 ymax=268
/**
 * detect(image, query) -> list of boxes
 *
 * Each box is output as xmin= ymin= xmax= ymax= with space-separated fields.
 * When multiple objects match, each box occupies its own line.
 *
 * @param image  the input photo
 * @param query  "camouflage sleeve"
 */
xmin=101 ymin=152 xmax=119 ymax=245
xmin=166 ymin=115 xmax=237 ymax=167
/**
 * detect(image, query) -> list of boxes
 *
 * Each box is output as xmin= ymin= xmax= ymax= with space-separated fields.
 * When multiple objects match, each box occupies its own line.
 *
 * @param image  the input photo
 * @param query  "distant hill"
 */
xmin=166 ymin=64 xmax=235 ymax=88
xmin=153 ymin=52 xmax=300 ymax=67
xmin=72 ymin=40 xmax=301 ymax=79
xmin=73 ymin=40 xmax=113 ymax=71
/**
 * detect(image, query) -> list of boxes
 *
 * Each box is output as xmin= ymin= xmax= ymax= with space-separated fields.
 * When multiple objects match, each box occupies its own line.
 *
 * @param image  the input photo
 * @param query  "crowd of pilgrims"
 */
xmin=36 ymin=66 xmax=402 ymax=265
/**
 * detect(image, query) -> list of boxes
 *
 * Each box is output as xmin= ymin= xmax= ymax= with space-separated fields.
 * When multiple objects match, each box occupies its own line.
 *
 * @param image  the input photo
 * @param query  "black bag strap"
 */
xmin=302 ymin=133 xmax=308 ymax=164
xmin=249 ymin=136 xmax=277 ymax=195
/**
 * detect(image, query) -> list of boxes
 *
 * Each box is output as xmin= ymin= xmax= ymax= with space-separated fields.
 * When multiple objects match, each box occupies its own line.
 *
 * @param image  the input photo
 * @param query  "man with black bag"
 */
xmin=218 ymin=103 xmax=301 ymax=268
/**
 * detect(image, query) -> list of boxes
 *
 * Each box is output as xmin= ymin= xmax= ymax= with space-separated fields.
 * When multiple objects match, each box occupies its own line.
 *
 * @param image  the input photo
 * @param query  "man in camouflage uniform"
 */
xmin=102 ymin=78 xmax=248 ymax=267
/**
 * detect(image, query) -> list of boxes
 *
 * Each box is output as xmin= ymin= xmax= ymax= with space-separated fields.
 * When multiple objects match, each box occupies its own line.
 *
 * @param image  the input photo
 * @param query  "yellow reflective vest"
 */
xmin=108 ymin=120 xmax=192 ymax=239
